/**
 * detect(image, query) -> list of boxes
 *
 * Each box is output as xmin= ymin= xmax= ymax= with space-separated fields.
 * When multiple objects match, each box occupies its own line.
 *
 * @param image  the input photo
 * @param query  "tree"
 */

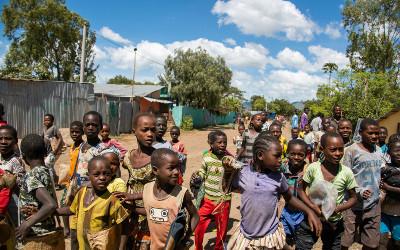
xmin=107 ymin=75 xmax=134 ymax=85
xmin=250 ymin=95 xmax=266 ymax=111
xmin=322 ymin=62 xmax=338 ymax=84
xmin=220 ymin=97 xmax=243 ymax=113
xmin=0 ymin=0 xmax=97 ymax=82
xmin=267 ymin=99 xmax=296 ymax=116
xmin=159 ymin=48 xmax=232 ymax=110
xmin=342 ymin=0 xmax=400 ymax=78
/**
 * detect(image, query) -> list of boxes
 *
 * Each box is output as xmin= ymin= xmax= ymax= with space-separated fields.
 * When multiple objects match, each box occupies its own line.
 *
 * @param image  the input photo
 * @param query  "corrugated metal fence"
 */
xmin=0 ymin=79 xmax=93 ymax=138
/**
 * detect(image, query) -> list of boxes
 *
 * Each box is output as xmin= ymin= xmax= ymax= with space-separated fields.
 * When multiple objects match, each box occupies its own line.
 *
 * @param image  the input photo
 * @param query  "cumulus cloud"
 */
xmin=308 ymin=45 xmax=348 ymax=69
xmin=224 ymin=38 xmax=237 ymax=46
xmin=324 ymin=22 xmax=341 ymax=39
xmin=212 ymin=0 xmax=318 ymax=42
xmin=98 ymin=26 xmax=132 ymax=45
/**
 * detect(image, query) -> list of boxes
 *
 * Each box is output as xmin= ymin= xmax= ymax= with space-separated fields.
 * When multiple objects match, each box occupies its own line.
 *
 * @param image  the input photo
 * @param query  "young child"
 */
xmin=103 ymin=150 xmax=126 ymax=193
xmin=290 ymin=127 xmax=301 ymax=141
xmin=143 ymin=148 xmax=199 ymax=250
xmin=17 ymin=134 xmax=63 ymax=249
xmin=100 ymin=123 xmax=127 ymax=158
xmin=380 ymin=135 xmax=400 ymax=249
xmin=228 ymin=132 xmax=321 ymax=250
xmin=233 ymin=123 xmax=245 ymax=156
xmin=237 ymin=113 xmax=263 ymax=163
xmin=280 ymin=139 xmax=309 ymax=248
xmin=153 ymin=115 xmax=172 ymax=149
xmin=195 ymin=130 xmax=233 ymax=250
xmin=41 ymin=113 xmax=63 ymax=156
xmin=379 ymin=126 xmax=388 ymax=154
xmin=269 ymin=122 xmax=288 ymax=158
xmin=57 ymin=156 xmax=129 ymax=249
xmin=325 ymin=124 xmax=337 ymax=133
xmin=303 ymin=124 xmax=315 ymax=160
xmin=298 ymin=132 xmax=358 ymax=250
xmin=338 ymin=119 xmax=354 ymax=148
xmin=341 ymin=118 xmax=383 ymax=250
xmin=170 ymin=126 xmax=186 ymax=155
xmin=313 ymin=117 xmax=331 ymax=161
xmin=0 ymin=104 xmax=6 ymax=126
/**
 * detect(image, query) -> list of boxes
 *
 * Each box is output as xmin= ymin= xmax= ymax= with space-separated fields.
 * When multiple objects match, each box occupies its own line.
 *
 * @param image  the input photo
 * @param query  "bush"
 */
xmin=181 ymin=115 xmax=193 ymax=131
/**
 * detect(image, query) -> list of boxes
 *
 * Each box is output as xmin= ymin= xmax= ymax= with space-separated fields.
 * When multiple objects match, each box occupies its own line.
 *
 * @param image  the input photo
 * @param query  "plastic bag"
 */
xmin=308 ymin=180 xmax=338 ymax=220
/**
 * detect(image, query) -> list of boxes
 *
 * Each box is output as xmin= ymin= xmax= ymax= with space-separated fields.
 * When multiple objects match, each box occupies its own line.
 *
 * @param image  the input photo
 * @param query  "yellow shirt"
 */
xmin=70 ymin=186 xmax=130 ymax=249
xmin=279 ymin=136 xmax=288 ymax=158
xmin=107 ymin=177 xmax=127 ymax=193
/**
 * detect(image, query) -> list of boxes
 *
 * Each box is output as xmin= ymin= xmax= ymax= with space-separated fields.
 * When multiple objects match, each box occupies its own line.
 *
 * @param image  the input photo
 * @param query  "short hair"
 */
xmin=326 ymin=124 xmax=337 ymax=132
xmin=170 ymin=126 xmax=180 ymax=133
xmin=269 ymin=123 xmax=282 ymax=130
xmin=333 ymin=105 xmax=341 ymax=111
xmin=388 ymin=134 xmax=400 ymax=152
xmin=320 ymin=132 xmax=343 ymax=148
xmin=253 ymin=132 xmax=280 ymax=161
xmin=338 ymin=119 xmax=352 ymax=127
xmin=359 ymin=118 xmax=379 ymax=131
xmin=155 ymin=114 xmax=167 ymax=122
xmin=102 ymin=122 xmax=110 ymax=128
xmin=70 ymin=121 xmax=83 ymax=131
xmin=291 ymin=127 xmax=299 ymax=132
xmin=208 ymin=130 xmax=227 ymax=144
xmin=44 ymin=113 xmax=54 ymax=121
xmin=133 ymin=113 xmax=155 ymax=129
xmin=151 ymin=148 xmax=178 ymax=168
xmin=0 ymin=125 xmax=18 ymax=140
xmin=88 ymin=155 xmax=110 ymax=173
xmin=380 ymin=126 xmax=388 ymax=132
xmin=83 ymin=111 xmax=103 ymax=127
xmin=20 ymin=134 xmax=46 ymax=160
xmin=304 ymin=107 xmax=309 ymax=111
xmin=251 ymin=113 xmax=262 ymax=121
xmin=288 ymin=139 xmax=307 ymax=154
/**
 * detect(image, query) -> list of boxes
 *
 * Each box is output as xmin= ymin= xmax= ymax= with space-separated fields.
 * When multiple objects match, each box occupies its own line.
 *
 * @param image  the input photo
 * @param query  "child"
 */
xmin=233 ymin=123 xmax=245 ymax=156
xmin=280 ymin=139 xmax=309 ymax=248
xmin=0 ymin=104 xmax=6 ymax=126
xmin=41 ymin=113 xmax=63 ymax=156
xmin=170 ymin=126 xmax=186 ymax=155
xmin=338 ymin=119 xmax=354 ymax=148
xmin=153 ymin=115 xmax=172 ymax=149
xmin=269 ymin=122 xmax=288 ymax=158
xmin=100 ymin=123 xmax=127 ymax=158
xmin=290 ymin=127 xmax=301 ymax=141
xmin=341 ymin=118 xmax=383 ymax=250
xmin=313 ymin=117 xmax=331 ymax=161
xmin=57 ymin=156 xmax=129 ymax=249
xmin=298 ymin=132 xmax=358 ymax=250
xmin=195 ymin=130 xmax=233 ymax=250
xmin=326 ymin=124 xmax=337 ymax=133
xmin=237 ymin=113 xmax=263 ymax=163
xmin=17 ymin=134 xmax=64 ymax=249
xmin=380 ymin=135 xmax=400 ymax=249
xmin=303 ymin=124 xmax=315 ymax=158
xmin=143 ymin=148 xmax=199 ymax=250
xmin=103 ymin=150 xmax=126 ymax=193
xmin=228 ymin=132 xmax=321 ymax=250
xmin=379 ymin=126 xmax=388 ymax=154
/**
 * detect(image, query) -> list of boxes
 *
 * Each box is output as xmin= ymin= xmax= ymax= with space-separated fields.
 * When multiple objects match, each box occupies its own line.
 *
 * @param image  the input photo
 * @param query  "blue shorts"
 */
xmin=380 ymin=213 xmax=400 ymax=241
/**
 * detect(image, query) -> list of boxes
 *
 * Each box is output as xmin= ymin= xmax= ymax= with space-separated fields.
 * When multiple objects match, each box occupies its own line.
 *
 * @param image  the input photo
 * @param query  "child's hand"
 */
xmin=306 ymin=211 xmax=322 ymax=237
xmin=21 ymin=205 xmax=39 ymax=219
xmin=311 ymin=204 xmax=322 ymax=217
xmin=362 ymin=189 xmax=372 ymax=199
xmin=113 ymin=192 xmax=141 ymax=203
xmin=16 ymin=221 xmax=30 ymax=240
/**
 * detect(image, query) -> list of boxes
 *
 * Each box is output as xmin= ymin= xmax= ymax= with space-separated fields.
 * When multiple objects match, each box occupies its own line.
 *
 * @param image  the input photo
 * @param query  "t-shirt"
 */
xmin=303 ymin=132 xmax=315 ymax=145
xmin=241 ymin=129 xmax=259 ymax=163
xmin=303 ymin=162 xmax=357 ymax=221
xmin=107 ymin=177 xmax=127 ymax=193
xmin=342 ymin=143 xmax=384 ymax=210
xmin=234 ymin=135 xmax=243 ymax=149
xmin=300 ymin=113 xmax=308 ymax=130
xmin=310 ymin=117 xmax=322 ymax=132
xmin=291 ymin=115 xmax=299 ymax=129
xmin=232 ymin=165 xmax=288 ymax=238
xmin=381 ymin=164 xmax=400 ymax=216
xmin=0 ymin=153 xmax=25 ymax=188
xmin=19 ymin=165 xmax=57 ymax=236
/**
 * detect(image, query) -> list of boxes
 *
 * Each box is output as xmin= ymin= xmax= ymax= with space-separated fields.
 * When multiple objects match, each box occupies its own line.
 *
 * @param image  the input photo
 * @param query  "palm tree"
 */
xmin=322 ymin=62 xmax=338 ymax=84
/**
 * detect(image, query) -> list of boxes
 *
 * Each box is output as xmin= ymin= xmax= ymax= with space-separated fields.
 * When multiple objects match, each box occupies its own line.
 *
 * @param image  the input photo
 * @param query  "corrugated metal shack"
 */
xmin=0 ymin=79 xmax=93 ymax=138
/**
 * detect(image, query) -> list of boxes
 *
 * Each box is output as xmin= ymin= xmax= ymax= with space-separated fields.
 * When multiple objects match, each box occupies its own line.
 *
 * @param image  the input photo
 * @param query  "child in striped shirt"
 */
xmin=236 ymin=113 xmax=263 ymax=164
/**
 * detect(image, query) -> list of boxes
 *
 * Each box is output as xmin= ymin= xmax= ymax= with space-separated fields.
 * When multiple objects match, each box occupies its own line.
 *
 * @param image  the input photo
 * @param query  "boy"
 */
xmin=341 ymin=118 xmax=383 ymax=250
xmin=233 ymin=123 xmax=245 ymax=156
xmin=338 ymin=119 xmax=354 ymax=148
xmin=100 ymin=123 xmax=127 ymax=158
xmin=143 ymin=148 xmax=198 ymax=250
xmin=313 ymin=117 xmax=331 ymax=161
xmin=290 ymin=127 xmax=301 ymax=141
xmin=237 ymin=113 xmax=263 ymax=163
xmin=41 ymin=114 xmax=63 ymax=156
xmin=379 ymin=126 xmax=388 ymax=154
xmin=170 ymin=126 xmax=186 ymax=155
xmin=269 ymin=122 xmax=288 ymax=158
xmin=153 ymin=115 xmax=172 ymax=149
xmin=291 ymin=110 xmax=299 ymax=129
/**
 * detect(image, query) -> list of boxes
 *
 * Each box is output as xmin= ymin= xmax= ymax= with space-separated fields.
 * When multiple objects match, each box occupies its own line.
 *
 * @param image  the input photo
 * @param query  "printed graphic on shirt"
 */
xmin=150 ymin=207 xmax=169 ymax=222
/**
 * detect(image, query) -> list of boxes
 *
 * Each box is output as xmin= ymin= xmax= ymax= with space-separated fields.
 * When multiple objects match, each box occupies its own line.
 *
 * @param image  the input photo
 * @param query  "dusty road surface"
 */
xmin=56 ymin=123 xmax=361 ymax=250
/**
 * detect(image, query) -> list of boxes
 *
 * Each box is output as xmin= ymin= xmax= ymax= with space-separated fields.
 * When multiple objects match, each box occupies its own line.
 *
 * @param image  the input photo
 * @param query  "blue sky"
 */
xmin=0 ymin=0 xmax=349 ymax=102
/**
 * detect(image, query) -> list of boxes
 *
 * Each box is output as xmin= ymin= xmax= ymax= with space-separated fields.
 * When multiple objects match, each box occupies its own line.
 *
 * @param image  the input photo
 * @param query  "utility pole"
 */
xmin=79 ymin=24 xmax=87 ymax=83
xmin=131 ymin=47 xmax=137 ymax=99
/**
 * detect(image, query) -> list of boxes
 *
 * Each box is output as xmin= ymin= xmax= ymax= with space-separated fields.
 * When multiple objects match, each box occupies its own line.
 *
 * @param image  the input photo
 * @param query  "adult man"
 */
xmin=330 ymin=105 xmax=343 ymax=130
xmin=291 ymin=110 xmax=299 ymax=129
xmin=300 ymin=108 xmax=310 ymax=130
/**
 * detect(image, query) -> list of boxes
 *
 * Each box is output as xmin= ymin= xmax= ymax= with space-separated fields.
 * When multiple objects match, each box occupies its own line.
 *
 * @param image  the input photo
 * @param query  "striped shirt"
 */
xmin=198 ymin=150 xmax=231 ymax=201
xmin=241 ymin=129 xmax=259 ymax=164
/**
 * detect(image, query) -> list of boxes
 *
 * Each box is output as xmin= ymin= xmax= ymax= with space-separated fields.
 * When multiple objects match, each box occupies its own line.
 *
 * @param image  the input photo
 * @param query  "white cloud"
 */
xmin=308 ymin=45 xmax=348 ymax=69
xmin=276 ymin=47 xmax=312 ymax=71
xmin=324 ymin=22 xmax=341 ymax=39
xmin=98 ymin=26 xmax=132 ymax=45
xmin=212 ymin=0 xmax=318 ymax=42
xmin=93 ymin=45 xmax=108 ymax=61
xmin=224 ymin=38 xmax=237 ymax=46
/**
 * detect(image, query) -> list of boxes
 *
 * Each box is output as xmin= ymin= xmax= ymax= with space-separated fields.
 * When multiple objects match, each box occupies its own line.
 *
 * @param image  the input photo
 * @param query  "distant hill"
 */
xmin=292 ymin=101 xmax=305 ymax=111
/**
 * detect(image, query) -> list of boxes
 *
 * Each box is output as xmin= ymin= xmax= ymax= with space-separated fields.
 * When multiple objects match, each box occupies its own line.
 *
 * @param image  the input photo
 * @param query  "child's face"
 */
xmin=326 ymin=126 xmax=336 ymax=133
xmin=322 ymin=118 xmax=330 ymax=131
xmin=322 ymin=137 xmax=344 ymax=165
xmin=379 ymin=128 xmax=388 ymax=144
xmin=134 ymin=116 xmax=156 ymax=147
xmin=389 ymin=142 xmax=400 ymax=166
xmin=257 ymin=143 xmax=282 ymax=172
xmin=89 ymin=160 xmax=112 ymax=191
xmin=288 ymin=144 xmax=306 ymax=169
xmin=155 ymin=117 xmax=167 ymax=139
xmin=238 ymin=126 xmax=245 ymax=135
xmin=269 ymin=125 xmax=282 ymax=139
xmin=0 ymin=129 xmax=16 ymax=155
xmin=252 ymin=115 xmax=263 ymax=130
xmin=100 ymin=125 xmax=111 ymax=140
xmin=304 ymin=125 xmax=310 ymax=133
xmin=338 ymin=121 xmax=352 ymax=140
xmin=210 ymin=135 xmax=227 ymax=156
xmin=360 ymin=125 xmax=379 ymax=146
xmin=153 ymin=154 xmax=180 ymax=186
xmin=84 ymin=114 xmax=101 ymax=140
xmin=291 ymin=129 xmax=299 ymax=139
xmin=170 ymin=129 xmax=180 ymax=141
xmin=103 ymin=153 xmax=120 ymax=175
xmin=70 ymin=125 xmax=83 ymax=142
xmin=43 ymin=116 xmax=53 ymax=127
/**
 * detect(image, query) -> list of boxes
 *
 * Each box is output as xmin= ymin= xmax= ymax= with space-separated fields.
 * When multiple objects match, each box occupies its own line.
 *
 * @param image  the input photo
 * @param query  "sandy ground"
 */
xmin=56 ymin=123 xmax=361 ymax=249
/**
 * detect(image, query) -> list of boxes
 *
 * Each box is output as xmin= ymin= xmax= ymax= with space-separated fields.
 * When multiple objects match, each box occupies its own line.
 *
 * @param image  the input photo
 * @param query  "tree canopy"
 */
xmin=0 ymin=0 xmax=97 ymax=82
xmin=159 ymin=48 xmax=232 ymax=110
xmin=267 ymin=99 xmax=296 ymax=116
xmin=250 ymin=95 xmax=266 ymax=111
xmin=107 ymin=75 xmax=134 ymax=85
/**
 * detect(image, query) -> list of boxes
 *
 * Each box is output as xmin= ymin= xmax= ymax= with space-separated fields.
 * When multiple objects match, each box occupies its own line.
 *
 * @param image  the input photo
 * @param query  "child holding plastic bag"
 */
xmin=298 ymin=132 xmax=358 ymax=250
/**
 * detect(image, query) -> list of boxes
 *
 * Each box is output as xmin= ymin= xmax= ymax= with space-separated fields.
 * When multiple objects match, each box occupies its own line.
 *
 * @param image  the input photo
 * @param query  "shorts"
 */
xmin=341 ymin=203 xmax=381 ymax=248
xmin=380 ymin=213 xmax=400 ymax=241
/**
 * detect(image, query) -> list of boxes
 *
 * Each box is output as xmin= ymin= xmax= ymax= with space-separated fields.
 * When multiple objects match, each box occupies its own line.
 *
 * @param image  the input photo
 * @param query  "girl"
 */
xmin=194 ymin=130 xmax=233 ymax=250
xmin=103 ymin=150 xmax=126 ymax=193
xmin=237 ymin=113 xmax=263 ymax=163
xmin=228 ymin=132 xmax=321 ymax=250
xmin=170 ymin=126 xmax=186 ymax=155
xmin=100 ymin=123 xmax=127 ymax=158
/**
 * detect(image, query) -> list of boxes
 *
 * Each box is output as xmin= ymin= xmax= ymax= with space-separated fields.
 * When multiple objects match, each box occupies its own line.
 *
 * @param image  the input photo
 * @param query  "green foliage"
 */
xmin=219 ymin=97 xmax=243 ymax=113
xmin=181 ymin=115 xmax=193 ymax=131
xmin=108 ymin=75 xmax=134 ymax=85
xmin=267 ymin=99 xmax=296 ymax=116
xmin=322 ymin=62 xmax=339 ymax=84
xmin=250 ymin=95 xmax=266 ymax=111
xmin=0 ymin=0 xmax=97 ymax=82
xmin=159 ymin=48 xmax=232 ymax=110
xmin=342 ymin=0 xmax=400 ymax=77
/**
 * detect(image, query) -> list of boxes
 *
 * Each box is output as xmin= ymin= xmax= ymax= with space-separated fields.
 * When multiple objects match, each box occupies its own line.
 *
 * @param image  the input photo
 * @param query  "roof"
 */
xmin=379 ymin=107 xmax=400 ymax=121
xmin=94 ymin=84 xmax=164 ymax=97
xmin=143 ymin=97 xmax=173 ymax=104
